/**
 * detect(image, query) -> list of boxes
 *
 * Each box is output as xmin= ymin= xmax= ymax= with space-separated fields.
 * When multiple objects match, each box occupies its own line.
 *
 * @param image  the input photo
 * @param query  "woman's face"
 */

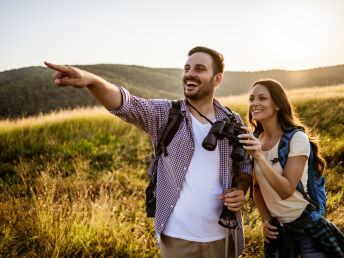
xmin=249 ymin=84 xmax=279 ymax=123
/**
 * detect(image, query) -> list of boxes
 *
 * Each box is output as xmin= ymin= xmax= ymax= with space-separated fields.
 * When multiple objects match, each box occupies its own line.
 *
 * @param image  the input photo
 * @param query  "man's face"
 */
xmin=182 ymin=52 xmax=217 ymax=101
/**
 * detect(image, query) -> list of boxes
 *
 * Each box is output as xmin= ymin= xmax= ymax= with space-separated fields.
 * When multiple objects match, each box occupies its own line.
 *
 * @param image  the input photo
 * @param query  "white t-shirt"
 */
xmin=163 ymin=114 xmax=225 ymax=242
xmin=254 ymin=131 xmax=310 ymax=223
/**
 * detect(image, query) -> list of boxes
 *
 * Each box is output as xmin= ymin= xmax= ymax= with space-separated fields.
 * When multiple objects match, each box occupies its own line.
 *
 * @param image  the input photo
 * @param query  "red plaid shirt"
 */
xmin=110 ymin=86 xmax=252 ymax=254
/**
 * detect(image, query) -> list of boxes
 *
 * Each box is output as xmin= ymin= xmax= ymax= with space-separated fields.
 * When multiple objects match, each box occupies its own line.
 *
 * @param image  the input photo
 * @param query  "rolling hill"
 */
xmin=1 ymin=64 xmax=344 ymax=118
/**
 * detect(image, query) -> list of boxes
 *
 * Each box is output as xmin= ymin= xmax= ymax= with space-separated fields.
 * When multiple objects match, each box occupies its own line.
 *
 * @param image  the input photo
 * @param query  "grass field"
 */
xmin=0 ymin=85 xmax=343 ymax=257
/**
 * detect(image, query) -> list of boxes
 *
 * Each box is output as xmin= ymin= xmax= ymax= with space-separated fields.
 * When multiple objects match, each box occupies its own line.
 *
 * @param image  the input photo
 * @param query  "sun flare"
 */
xmin=259 ymin=2 xmax=335 ymax=70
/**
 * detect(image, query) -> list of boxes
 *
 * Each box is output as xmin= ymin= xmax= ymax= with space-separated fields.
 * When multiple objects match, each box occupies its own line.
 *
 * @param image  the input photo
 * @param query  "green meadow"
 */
xmin=0 ymin=85 xmax=343 ymax=257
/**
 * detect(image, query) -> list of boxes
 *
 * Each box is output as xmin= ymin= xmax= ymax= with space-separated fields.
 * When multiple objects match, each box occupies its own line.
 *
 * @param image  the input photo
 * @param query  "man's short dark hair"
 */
xmin=188 ymin=46 xmax=224 ymax=75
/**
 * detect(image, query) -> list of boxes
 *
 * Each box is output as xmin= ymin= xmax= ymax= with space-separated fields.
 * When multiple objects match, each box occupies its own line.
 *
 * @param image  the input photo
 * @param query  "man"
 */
xmin=44 ymin=46 xmax=252 ymax=257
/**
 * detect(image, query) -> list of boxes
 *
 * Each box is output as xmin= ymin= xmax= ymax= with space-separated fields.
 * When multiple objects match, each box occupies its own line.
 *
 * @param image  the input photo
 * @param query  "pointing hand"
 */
xmin=44 ymin=62 xmax=95 ymax=88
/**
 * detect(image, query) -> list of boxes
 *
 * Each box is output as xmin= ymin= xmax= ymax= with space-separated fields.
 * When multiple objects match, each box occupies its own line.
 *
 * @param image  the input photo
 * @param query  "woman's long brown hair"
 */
xmin=248 ymin=79 xmax=326 ymax=175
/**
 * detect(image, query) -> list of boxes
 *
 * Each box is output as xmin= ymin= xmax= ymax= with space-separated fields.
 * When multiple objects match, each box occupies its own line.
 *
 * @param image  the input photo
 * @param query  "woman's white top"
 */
xmin=254 ymin=131 xmax=310 ymax=223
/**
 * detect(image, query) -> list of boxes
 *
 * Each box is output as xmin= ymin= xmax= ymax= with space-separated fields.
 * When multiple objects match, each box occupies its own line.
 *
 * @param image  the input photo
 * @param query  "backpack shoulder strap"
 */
xmin=296 ymin=143 xmax=322 ymax=210
xmin=224 ymin=106 xmax=239 ymax=123
xmin=156 ymin=100 xmax=183 ymax=156
xmin=278 ymin=128 xmax=302 ymax=168
xmin=278 ymin=128 xmax=321 ymax=210
xmin=224 ymin=106 xmax=233 ymax=115
xmin=145 ymin=100 xmax=183 ymax=217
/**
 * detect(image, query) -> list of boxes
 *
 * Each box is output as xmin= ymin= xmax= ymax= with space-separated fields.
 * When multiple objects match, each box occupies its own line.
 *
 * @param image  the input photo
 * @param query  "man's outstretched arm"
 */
xmin=44 ymin=62 xmax=122 ymax=110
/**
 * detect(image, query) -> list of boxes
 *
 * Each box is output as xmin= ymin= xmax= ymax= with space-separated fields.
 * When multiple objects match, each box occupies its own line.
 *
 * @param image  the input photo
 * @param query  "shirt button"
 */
xmin=161 ymin=224 xmax=164 ymax=227
xmin=177 ymin=187 xmax=181 ymax=191
xmin=184 ymin=167 xmax=187 ymax=171
xmin=191 ymin=147 xmax=195 ymax=150
xmin=170 ymin=205 xmax=174 ymax=208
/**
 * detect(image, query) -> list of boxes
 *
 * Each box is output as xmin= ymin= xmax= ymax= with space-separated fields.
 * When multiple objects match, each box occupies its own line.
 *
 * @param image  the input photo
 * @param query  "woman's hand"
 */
xmin=263 ymin=219 xmax=283 ymax=243
xmin=238 ymin=126 xmax=263 ymax=160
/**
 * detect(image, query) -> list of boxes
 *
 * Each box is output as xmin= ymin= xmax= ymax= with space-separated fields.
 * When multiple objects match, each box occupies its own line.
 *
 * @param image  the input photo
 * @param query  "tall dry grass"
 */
xmin=0 ymin=117 xmax=159 ymax=257
xmin=0 ymin=158 xmax=158 ymax=257
xmin=0 ymin=84 xmax=343 ymax=257
xmin=0 ymin=106 xmax=112 ymax=132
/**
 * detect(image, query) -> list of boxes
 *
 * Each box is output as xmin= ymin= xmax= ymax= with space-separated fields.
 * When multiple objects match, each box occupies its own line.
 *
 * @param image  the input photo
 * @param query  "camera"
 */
xmin=202 ymin=117 xmax=246 ymax=162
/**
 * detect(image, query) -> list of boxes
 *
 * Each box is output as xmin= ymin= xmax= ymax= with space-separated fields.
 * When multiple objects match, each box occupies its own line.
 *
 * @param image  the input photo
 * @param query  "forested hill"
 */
xmin=1 ymin=64 xmax=344 ymax=118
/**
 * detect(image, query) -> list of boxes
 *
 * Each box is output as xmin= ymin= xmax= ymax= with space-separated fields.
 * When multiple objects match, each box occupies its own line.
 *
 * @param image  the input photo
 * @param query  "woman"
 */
xmin=238 ymin=79 xmax=344 ymax=257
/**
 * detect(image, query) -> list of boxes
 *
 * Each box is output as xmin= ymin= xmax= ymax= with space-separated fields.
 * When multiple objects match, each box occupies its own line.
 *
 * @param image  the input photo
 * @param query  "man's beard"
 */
xmin=184 ymin=77 xmax=215 ymax=100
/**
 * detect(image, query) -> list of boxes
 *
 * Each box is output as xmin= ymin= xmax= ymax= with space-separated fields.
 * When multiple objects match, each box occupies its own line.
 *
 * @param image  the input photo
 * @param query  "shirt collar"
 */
xmin=180 ymin=98 xmax=231 ymax=119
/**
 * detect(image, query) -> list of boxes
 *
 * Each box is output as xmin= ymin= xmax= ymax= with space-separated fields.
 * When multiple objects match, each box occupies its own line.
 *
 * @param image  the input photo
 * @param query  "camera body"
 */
xmin=202 ymin=117 xmax=246 ymax=162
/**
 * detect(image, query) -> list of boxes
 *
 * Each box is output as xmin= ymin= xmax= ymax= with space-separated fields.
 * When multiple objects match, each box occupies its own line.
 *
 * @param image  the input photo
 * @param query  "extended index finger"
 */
xmin=44 ymin=61 xmax=70 ymax=73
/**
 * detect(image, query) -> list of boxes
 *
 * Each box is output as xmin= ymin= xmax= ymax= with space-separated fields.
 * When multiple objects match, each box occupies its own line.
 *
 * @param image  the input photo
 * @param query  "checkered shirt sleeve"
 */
xmin=109 ymin=85 xmax=172 ymax=149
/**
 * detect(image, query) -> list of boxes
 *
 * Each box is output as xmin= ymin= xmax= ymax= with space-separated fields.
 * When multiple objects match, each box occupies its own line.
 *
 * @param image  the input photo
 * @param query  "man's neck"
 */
xmin=187 ymin=98 xmax=216 ymax=124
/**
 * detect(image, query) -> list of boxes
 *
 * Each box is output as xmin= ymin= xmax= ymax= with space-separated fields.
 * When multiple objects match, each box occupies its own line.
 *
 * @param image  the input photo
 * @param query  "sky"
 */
xmin=1 ymin=0 xmax=344 ymax=72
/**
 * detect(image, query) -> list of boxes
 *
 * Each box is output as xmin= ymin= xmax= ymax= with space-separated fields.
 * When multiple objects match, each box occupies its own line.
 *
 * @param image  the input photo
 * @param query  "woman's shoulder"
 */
xmin=288 ymin=130 xmax=310 ymax=156
xmin=291 ymin=130 xmax=309 ymax=142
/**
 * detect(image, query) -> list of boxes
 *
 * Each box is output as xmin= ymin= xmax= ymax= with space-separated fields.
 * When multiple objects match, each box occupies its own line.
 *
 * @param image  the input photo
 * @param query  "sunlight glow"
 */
xmin=258 ymin=2 xmax=335 ymax=70
xmin=0 ymin=0 xmax=343 ymax=71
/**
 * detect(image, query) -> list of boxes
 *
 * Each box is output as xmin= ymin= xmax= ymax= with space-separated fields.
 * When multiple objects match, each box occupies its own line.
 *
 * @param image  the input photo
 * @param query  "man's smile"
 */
xmin=184 ymin=79 xmax=201 ymax=91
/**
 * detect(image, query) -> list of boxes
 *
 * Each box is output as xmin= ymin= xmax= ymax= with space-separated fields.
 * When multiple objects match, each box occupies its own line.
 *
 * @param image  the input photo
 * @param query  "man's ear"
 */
xmin=214 ymin=73 xmax=223 ymax=88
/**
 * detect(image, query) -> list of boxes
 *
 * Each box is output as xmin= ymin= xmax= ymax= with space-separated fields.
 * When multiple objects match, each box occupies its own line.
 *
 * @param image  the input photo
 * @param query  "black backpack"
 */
xmin=145 ymin=100 xmax=183 ymax=217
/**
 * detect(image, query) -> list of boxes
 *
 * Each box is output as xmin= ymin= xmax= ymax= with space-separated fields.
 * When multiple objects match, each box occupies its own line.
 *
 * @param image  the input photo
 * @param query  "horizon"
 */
xmin=1 ymin=0 xmax=344 ymax=73
xmin=2 ymin=62 xmax=344 ymax=74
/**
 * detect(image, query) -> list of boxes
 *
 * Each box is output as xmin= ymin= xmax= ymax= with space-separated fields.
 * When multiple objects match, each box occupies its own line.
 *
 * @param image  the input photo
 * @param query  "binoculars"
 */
xmin=202 ymin=118 xmax=246 ymax=162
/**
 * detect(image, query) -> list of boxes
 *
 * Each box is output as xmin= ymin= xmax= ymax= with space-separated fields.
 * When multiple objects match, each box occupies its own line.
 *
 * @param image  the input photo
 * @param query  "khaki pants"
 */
xmin=160 ymin=234 xmax=235 ymax=258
